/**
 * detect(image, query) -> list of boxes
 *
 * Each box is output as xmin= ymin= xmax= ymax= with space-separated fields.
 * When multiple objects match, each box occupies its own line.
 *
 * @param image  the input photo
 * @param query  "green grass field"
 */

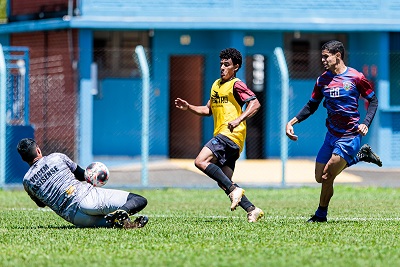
xmin=1 ymin=186 xmax=400 ymax=267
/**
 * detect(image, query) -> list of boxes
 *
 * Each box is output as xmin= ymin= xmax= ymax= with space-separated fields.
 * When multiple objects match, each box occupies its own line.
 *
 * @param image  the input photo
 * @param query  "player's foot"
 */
xmin=123 ymin=216 xmax=149 ymax=229
xmin=228 ymin=187 xmax=245 ymax=211
xmin=307 ymin=215 xmax=327 ymax=223
xmin=357 ymin=144 xmax=382 ymax=167
xmin=247 ymin=207 xmax=264 ymax=222
xmin=105 ymin=209 xmax=130 ymax=228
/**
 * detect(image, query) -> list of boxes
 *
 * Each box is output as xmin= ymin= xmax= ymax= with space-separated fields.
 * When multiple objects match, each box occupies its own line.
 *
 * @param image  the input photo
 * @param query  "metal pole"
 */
xmin=135 ymin=45 xmax=150 ymax=186
xmin=274 ymin=47 xmax=289 ymax=187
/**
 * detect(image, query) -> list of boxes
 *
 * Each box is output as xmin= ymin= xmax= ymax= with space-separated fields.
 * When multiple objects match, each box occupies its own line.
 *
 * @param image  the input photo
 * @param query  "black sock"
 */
xmin=240 ymin=197 xmax=255 ymax=212
xmin=120 ymin=193 xmax=148 ymax=215
xmin=219 ymin=183 xmax=237 ymax=194
xmin=204 ymin=163 xmax=234 ymax=192
xmin=315 ymin=205 xmax=328 ymax=218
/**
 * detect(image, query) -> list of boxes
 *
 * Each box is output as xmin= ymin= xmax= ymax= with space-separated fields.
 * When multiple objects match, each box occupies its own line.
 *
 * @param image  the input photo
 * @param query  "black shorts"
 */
xmin=204 ymin=134 xmax=240 ymax=171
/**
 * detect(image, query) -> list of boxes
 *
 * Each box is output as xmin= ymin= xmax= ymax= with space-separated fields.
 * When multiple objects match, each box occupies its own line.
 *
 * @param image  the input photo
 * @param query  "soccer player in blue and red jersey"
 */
xmin=286 ymin=40 xmax=382 ymax=222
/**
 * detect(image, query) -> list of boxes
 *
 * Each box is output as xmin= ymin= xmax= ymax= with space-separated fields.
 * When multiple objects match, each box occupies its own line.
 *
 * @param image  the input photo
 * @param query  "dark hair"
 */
xmin=321 ymin=40 xmax=345 ymax=60
xmin=220 ymin=48 xmax=242 ymax=69
xmin=17 ymin=138 xmax=38 ymax=163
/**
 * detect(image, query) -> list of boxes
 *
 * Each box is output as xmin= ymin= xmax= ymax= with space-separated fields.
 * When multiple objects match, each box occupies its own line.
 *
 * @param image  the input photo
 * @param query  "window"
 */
xmin=93 ymin=31 xmax=150 ymax=78
xmin=284 ymin=33 xmax=347 ymax=79
xmin=291 ymin=40 xmax=310 ymax=74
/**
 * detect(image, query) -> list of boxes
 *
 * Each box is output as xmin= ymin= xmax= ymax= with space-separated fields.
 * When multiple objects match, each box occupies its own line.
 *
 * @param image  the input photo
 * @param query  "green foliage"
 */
xmin=1 ymin=186 xmax=400 ymax=267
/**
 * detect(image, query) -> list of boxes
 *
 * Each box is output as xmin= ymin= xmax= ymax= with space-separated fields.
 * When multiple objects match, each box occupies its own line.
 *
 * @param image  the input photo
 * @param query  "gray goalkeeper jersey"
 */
xmin=22 ymin=153 xmax=92 ymax=223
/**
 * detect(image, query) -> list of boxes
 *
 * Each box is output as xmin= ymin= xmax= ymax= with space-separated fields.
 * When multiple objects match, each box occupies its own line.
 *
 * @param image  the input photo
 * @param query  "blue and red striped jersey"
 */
xmin=310 ymin=67 xmax=375 ymax=137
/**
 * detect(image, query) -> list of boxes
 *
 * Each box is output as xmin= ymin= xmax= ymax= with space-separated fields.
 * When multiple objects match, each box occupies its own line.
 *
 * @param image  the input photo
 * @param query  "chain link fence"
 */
xmin=2 ymin=47 xmax=78 ymax=186
xmin=2 ymin=46 xmax=400 ymax=187
xmin=29 ymin=53 xmax=77 ymax=158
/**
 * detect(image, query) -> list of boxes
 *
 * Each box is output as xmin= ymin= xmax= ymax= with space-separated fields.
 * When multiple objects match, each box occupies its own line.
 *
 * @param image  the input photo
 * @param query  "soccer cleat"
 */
xmin=105 ymin=209 xmax=130 ymax=228
xmin=247 ymin=207 xmax=264 ymax=223
xmin=228 ymin=187 xmax=245 ymax=211
xmin=357 ymin=144 xmax=382 ymax=167
xmin=307 ymin=215 xmax=327 ymax=223
xmin=125 ymin=216 xmax=149 ymax=229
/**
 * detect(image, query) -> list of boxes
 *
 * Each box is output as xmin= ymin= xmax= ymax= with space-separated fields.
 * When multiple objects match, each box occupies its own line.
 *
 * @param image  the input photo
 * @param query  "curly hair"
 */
xmin=321 ymin=40 xmax=345 ymax=60
xmin=220 ymin=48 xmax=242 ymax=69
xmin=17 ymin=138 xmax=38 ymax=163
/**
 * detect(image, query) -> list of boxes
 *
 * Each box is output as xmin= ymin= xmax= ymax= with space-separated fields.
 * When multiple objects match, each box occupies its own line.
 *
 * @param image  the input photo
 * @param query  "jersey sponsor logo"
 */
xmin=29 ymin=164 xmax=59 ymax=190
xmin=211 ymin=90 xmax=228 ymax=104
xmin=65 ymin=185 xmax=76 ymax=196
xmin=343 ymin=81 xmax=353 ymax=91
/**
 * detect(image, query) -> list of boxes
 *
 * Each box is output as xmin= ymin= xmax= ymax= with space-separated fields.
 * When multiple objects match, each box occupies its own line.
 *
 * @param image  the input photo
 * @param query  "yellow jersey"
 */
xmin=210 ymin=78 xmax=247 ymax=152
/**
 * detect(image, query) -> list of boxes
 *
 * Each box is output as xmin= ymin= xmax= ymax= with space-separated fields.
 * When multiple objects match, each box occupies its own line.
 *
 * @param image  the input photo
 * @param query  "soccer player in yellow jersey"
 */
xmin=175 ymin=48 xmax=264 ymax=222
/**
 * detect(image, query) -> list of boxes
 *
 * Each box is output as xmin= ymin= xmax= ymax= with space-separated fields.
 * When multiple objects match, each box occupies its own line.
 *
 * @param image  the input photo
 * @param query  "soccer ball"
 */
xmin=84 ymin=162 xmax=109 ymax=187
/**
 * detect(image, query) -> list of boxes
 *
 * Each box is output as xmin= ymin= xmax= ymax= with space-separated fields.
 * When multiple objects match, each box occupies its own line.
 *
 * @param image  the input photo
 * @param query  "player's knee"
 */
xmin=127 ymin=193 xmax=148 ymax=212
xmin=138 ymin=196 xmax=148 ymax=209
xmin=194 ymin=158 xmax=205 ymax=171
xmin=194 ymin=159 xmax=199 ymax=168
xmin=317 ymin=170 xmax=335 ymax=183
xmin=315 ymin=175 xmax=323 ymax=183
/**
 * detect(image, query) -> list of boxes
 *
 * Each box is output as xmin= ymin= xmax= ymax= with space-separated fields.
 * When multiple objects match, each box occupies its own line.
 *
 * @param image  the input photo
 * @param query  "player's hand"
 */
xmin=228 ymin=119 xmax=240 ymax=132
xmin=174 ymin=98 xmax=189 ymax=111
xmin=357 ymin=124 xmax=369 ymax=136
xmin=286 ymin=123 xmax=298 ymax=141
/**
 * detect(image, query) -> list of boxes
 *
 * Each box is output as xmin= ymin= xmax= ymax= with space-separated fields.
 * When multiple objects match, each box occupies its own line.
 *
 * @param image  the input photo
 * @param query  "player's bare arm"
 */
xmin=175 ymin=98 xmax=212 ymax=116
xmin=286 ymin=117 xmax=299 ymax=141
xmin=227 ymin=98 xmax=260 ymax=132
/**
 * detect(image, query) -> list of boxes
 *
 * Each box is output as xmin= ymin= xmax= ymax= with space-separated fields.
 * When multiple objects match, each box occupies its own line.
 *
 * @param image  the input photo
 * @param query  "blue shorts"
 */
xmin=316 ymin=132 xmax=361 ymax=165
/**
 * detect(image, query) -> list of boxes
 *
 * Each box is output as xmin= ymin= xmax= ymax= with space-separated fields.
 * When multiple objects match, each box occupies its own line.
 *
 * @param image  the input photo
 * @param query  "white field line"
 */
xmin=146 ymin=214 xmax=400 ymax=222
xmin=6 ymin=208 xmax=400 ymax=221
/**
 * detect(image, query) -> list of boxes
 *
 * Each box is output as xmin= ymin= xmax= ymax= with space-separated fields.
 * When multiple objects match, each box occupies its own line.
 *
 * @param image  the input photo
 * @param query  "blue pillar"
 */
xmin=227 ymin=31 xmax=246 ymax=82
xmin=375 ymin=33 xmax=390 ymax=164
xmin=78 ymin=29 xmax=93 ymax=166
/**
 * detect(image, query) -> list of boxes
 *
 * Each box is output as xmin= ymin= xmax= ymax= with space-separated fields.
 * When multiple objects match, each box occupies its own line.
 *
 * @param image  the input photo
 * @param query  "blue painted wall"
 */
xmin=0 ymin=34 xmax=9 ymax=45
xmin=93 ymin=78 xmax=143 ymax=156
